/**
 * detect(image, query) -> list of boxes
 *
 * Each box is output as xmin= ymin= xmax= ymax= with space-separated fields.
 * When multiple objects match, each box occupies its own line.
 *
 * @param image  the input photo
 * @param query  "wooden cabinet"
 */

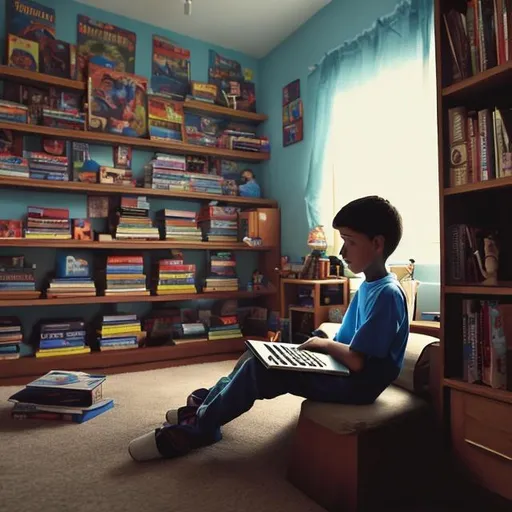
xmin=280 ymin=278 xmax=349 ymax=341
xmin=450 ymin=390 xmax=512 ymax=501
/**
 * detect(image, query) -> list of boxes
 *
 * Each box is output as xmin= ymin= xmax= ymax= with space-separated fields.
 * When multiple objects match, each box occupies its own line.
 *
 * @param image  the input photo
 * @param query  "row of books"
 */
xmin=448 ymin=106 xmax=512 ymax=187
xmin=461 ymin=299 xmax=510 ymax=391
xmin=443 ymin=1 xmax=510 ymax=85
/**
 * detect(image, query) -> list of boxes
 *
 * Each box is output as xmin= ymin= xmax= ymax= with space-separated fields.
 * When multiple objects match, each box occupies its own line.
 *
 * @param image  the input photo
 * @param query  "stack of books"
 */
xmin=0 ymin=316 xmax=22 ymax=360
xmin=24 ymin=151 xmax=69 ymax=181
xmin=157 ymin=208 xmax=202 ymax=242
xmin=24 ymin=206 xmax=71 ymax=240
xmin=112 ymin=196 xmax=159 ymax=241
xmin=8 ymin=370 xmax=114 ymax=423
xmin=217 ymin=128 xmax=270 ymax=153
xmin=45 ymin=254 xmax=96 ymax=299
xmin=42 ymin=108 xmax=86 ymax=131
xmin=208 ymin=314 xmax=243 ymax=341
xmin=104 ymin=255 xmax=149 ymax=296
xmin=0 ymin=154 xmax=29 ymax=179
xmin=203 ymin=251 xmax=239 ymax=293
xmin=188 ymin=173 xmax=223 ymax=194
xmin=36 ymin=320 xmax=90 ymax=358
xmin=174 ymin=322 xmax=208 ymax=344
xmin=154 ymin=257 xmax=197 ymax=295
xmin=144 ymin=153 xmax=187 ymax=190
xmin=96 ymin=313 xmax=143 ymax=351
xmin=197 ymin=205 xmax=239 ymax=243
xmin=0 ymin=255 xmax=39 ymax=300
xmin=0 ymin=99 xmax=28 ymax=123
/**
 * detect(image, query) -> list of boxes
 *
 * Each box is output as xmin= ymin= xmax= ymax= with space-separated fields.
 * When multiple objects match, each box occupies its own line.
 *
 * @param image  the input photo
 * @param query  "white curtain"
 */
xmin=319 ymin=29 xmax=439 ymax=265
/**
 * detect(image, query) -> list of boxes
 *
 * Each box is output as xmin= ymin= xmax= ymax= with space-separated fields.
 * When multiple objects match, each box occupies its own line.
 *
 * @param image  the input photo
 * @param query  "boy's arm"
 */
xmin=298 ymin=337 xmax=365 ymax=372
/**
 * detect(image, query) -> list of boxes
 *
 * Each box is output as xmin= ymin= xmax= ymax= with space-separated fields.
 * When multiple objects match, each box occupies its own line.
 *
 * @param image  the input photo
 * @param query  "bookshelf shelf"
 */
xmin=0 ymin=121 xmax=269 ymax=162
xmin=442 ymin=60 xmax=512 ymax=101
xmin=0 ymin=65 xmax=268 ymax=124
xmin=0 ymin=239 xmax=273 ymax=251
xmin=445 ymin=285 xmax=512 ymax=296
xmin=0 ymin=337 xmax=251 ymax=385
xmin=444 ymin=378 xmax=512 ymax=405
xmin=0 ymin=176 xmax=277 ymax=207
xmin=0 ymin=288 xmax=276 ymax=308
xmin=444 ymin=176 xmax=512 ymax=196
xmin=436 ymin=0 xmax=512 ymax=499
xmin=0 ymin=65 xmax=86 ymax=91
xmin=184 ymin=99 xmax=267 ymax=123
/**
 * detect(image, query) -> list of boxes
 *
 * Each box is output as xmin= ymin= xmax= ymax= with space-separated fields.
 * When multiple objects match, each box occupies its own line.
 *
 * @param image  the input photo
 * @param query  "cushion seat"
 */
xmin=300 ymin=384 xmax=429 ymax=435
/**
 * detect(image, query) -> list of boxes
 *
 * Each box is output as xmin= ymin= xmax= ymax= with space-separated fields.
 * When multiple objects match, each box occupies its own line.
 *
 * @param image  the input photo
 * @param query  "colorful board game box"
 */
xmin=6 ymin=0 xmax=55 ymax=42
xmin=7 ymin=34 xmax=39 ymax=72
xmin=88 ymin=63 xmax=147 ymax=137
xmin=77 ymin=14 xmax=136 ymax=81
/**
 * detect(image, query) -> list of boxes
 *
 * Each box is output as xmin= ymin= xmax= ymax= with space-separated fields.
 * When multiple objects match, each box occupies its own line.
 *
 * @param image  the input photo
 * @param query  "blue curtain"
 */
xmin=304 ymin=0 xmax=433 ymax=231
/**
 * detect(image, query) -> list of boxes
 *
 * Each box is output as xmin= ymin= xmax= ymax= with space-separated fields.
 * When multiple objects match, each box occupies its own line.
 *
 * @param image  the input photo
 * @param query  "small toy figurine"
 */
xmin=252 ymin=269 xmax=264 ymax=290
xmin=239 ymin=169 xmax=261 ymax=198
xmin=475 ymin=234 xmax=499 ymax=285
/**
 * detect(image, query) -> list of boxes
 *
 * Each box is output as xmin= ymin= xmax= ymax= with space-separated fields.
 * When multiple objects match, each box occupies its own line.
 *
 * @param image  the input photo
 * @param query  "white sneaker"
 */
xmin=165 ymin=408 xmax=179 ymax=425
xmin=128 ymin=430 xmax=162 ymax=462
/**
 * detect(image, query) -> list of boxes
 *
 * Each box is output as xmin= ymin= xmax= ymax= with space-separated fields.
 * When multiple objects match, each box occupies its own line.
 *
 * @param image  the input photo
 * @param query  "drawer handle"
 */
xmin=465 ymin=439 xmax=512 ymax=463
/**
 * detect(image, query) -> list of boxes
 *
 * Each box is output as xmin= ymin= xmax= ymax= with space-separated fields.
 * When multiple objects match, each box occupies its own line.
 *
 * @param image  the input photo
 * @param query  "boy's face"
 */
xmin=337 ymin=228 xmax=384 ymax=275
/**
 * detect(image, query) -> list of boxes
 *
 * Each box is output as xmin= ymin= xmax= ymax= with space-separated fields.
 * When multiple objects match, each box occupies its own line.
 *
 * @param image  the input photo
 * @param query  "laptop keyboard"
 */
xmin=264 ymin=342 xmax=326 ymax=368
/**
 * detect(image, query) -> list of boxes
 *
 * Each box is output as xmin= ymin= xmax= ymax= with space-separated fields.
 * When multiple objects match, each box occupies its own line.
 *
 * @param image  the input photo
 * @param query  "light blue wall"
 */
xmin=0 ymin=0 xmax=262 ymax=352
xmin=259 ymin=0 xmax=440 ymax=314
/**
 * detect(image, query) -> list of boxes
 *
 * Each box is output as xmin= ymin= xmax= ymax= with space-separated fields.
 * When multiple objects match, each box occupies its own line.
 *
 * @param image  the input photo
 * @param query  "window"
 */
xmin=320 ymin=34 xmax=439 ymax=265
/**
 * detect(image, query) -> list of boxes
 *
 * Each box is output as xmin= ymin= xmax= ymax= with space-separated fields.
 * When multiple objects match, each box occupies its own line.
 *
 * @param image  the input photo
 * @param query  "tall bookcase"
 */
xmin=435 ymin=0 xmax=512 ymax=501
xmin=0 ymin=66 xmax=280 ymax=386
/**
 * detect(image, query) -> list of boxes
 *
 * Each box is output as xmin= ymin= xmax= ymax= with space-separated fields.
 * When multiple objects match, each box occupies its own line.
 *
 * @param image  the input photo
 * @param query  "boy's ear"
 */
xmin=372 ymin=235 xmax=385 ymax=255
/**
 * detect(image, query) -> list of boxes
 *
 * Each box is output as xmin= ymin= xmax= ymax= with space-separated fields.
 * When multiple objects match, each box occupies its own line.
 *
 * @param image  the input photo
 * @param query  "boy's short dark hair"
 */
xmin=332 ymin=196 xmax=402 ymax=260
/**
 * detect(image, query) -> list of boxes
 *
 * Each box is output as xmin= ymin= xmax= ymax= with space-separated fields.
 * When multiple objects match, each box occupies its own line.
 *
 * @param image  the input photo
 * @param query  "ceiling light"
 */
xmin=184 ymin=0 xmax=192 ymax=15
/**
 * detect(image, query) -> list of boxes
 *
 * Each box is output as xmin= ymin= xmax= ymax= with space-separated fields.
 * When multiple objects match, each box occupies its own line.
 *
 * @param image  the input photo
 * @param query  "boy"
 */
xmin=129 ymin=196 xmax=409 ymax=462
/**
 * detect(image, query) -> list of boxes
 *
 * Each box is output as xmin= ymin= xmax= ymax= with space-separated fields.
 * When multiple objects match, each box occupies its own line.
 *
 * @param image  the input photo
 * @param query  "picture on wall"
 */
xmin=77 ymin=15 xmax=136 ymax=81
xmin=87 ymin=63 xmax=147 ymax=138
xmin=6 ymin=0 xmax=56 ymax=43
xmin=283 ymin=79 xmax=303 ymax=147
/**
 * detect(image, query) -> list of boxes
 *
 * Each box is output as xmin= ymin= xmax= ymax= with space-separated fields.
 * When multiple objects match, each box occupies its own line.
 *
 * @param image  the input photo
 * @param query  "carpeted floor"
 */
xmin=0 ymin=360 xmax=509 ymax=512
xmin=0 ymin=360 xmax=320 ymax=512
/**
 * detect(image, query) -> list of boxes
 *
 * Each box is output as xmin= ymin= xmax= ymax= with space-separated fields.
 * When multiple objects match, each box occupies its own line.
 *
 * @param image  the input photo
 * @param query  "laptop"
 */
xmin=245 ymin=339 xmax=350 ymax=376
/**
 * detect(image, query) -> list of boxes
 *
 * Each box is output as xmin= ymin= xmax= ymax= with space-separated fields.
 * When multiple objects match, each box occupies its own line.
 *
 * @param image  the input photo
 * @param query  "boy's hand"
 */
xmin=297 ymin=337 xmax=330 ymax=353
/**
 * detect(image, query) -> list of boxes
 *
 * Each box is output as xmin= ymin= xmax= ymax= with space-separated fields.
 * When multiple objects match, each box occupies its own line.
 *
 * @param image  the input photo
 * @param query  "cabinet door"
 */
xmin=450 ymin=390 xmax=512 ymax=500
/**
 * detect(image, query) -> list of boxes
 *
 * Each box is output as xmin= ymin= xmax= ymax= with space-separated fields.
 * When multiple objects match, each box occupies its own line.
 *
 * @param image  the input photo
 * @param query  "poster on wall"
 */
xmin=77 ymin=14 xmax=136 ymax=81
xmin=283 ymin=79 xmax=303 ymax=147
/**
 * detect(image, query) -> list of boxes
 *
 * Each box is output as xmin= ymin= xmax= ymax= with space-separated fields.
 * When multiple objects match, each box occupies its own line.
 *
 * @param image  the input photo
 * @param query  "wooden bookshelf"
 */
xmin=445 ymin=285 xmax=512 ymax=296
xmin=0 ymin=337 xmax=252 ymax=385
xmin=435 ymin=0 xmax=512 ymax=500
xmin=0 ymin=65 xmax=267 ymax=124
xmin=0 ymin=176 xmax=277 ymax=207
xmin=0 ymin=120 xmax=269 ymax=162
xmin=0 ymin=65 xmax=86 ymax=91
xmin=0 ymin=288 xmax=276 ymax=308
xmin=0 ymin=239 xmax=273 ymax=251
xmin=444 ymin=176 xmax=512 ymax=196
xmin=184 ymin=99 xmax=267 ymax=123
xmin=444 ymin=378 xmax=512 ymax=406
xmin=442 ymin=60 xmax=512 ymax=101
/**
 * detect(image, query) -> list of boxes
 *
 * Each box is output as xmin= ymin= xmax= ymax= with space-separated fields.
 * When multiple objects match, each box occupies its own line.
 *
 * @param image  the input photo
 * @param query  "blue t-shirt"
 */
xmin=334 ymin=273 xmax=409 ymax=396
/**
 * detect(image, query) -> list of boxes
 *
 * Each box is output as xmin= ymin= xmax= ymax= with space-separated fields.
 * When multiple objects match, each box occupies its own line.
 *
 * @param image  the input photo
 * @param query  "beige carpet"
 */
xmin=0 ymin=360 xmax=325 ymax=512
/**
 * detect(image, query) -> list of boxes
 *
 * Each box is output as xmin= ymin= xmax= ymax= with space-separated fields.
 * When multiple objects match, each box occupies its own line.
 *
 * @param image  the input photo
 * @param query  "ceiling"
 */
xmin=76 ymin=0 xmax=331 ymax=58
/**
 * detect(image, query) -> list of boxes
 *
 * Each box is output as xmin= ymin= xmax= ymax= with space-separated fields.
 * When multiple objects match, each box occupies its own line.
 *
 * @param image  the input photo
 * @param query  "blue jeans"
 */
xmin=195 ymin=351 xmax=397 ymax=434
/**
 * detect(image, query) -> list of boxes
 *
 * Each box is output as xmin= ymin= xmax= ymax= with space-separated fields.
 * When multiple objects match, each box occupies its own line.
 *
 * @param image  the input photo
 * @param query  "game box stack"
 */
xmin=0 ymin=316 xmax=22 ymax=361
xmin=203 ymin=251 xmax=239 ymax=293
xmin=156 ymin=208 xmax=202 ymax=242
xmin=143 ymin=153 xmax=188 ymax=191
xmin=25 ymin=151 xmax=70 ymax=181
xmin=45 ymin=254 xmax=96 ymax=299
xmin=197 ymin=205 xmax=239 ymax=243
xmin=104 ymin=255 xmax=149 ymax=296
xmin=208 ymin=314 xmax=243 ymax=341
xmin=35 ymin=319 xmax=90 ymax=359
xmin=8 ymin=371 xmax=114 ymax=424
xmin=0 ymin=155 xmax=29 ymax=179
xmin=24 ymin=206 xmax=71 ymax=240
xmin=96 ymin=313 xmax=143 ymax=351
xmin=112 ymin=196 xmax=159 ymax=241
xmin=0 ymin=255 xmax=39 ymax=300
xmin=153 ymin=257 xmax=197 ymax=296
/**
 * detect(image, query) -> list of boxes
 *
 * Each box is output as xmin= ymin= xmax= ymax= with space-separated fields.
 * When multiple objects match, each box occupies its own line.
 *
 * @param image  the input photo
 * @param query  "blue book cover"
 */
xmin=56 ymin=254 xmax=90 ymax=278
